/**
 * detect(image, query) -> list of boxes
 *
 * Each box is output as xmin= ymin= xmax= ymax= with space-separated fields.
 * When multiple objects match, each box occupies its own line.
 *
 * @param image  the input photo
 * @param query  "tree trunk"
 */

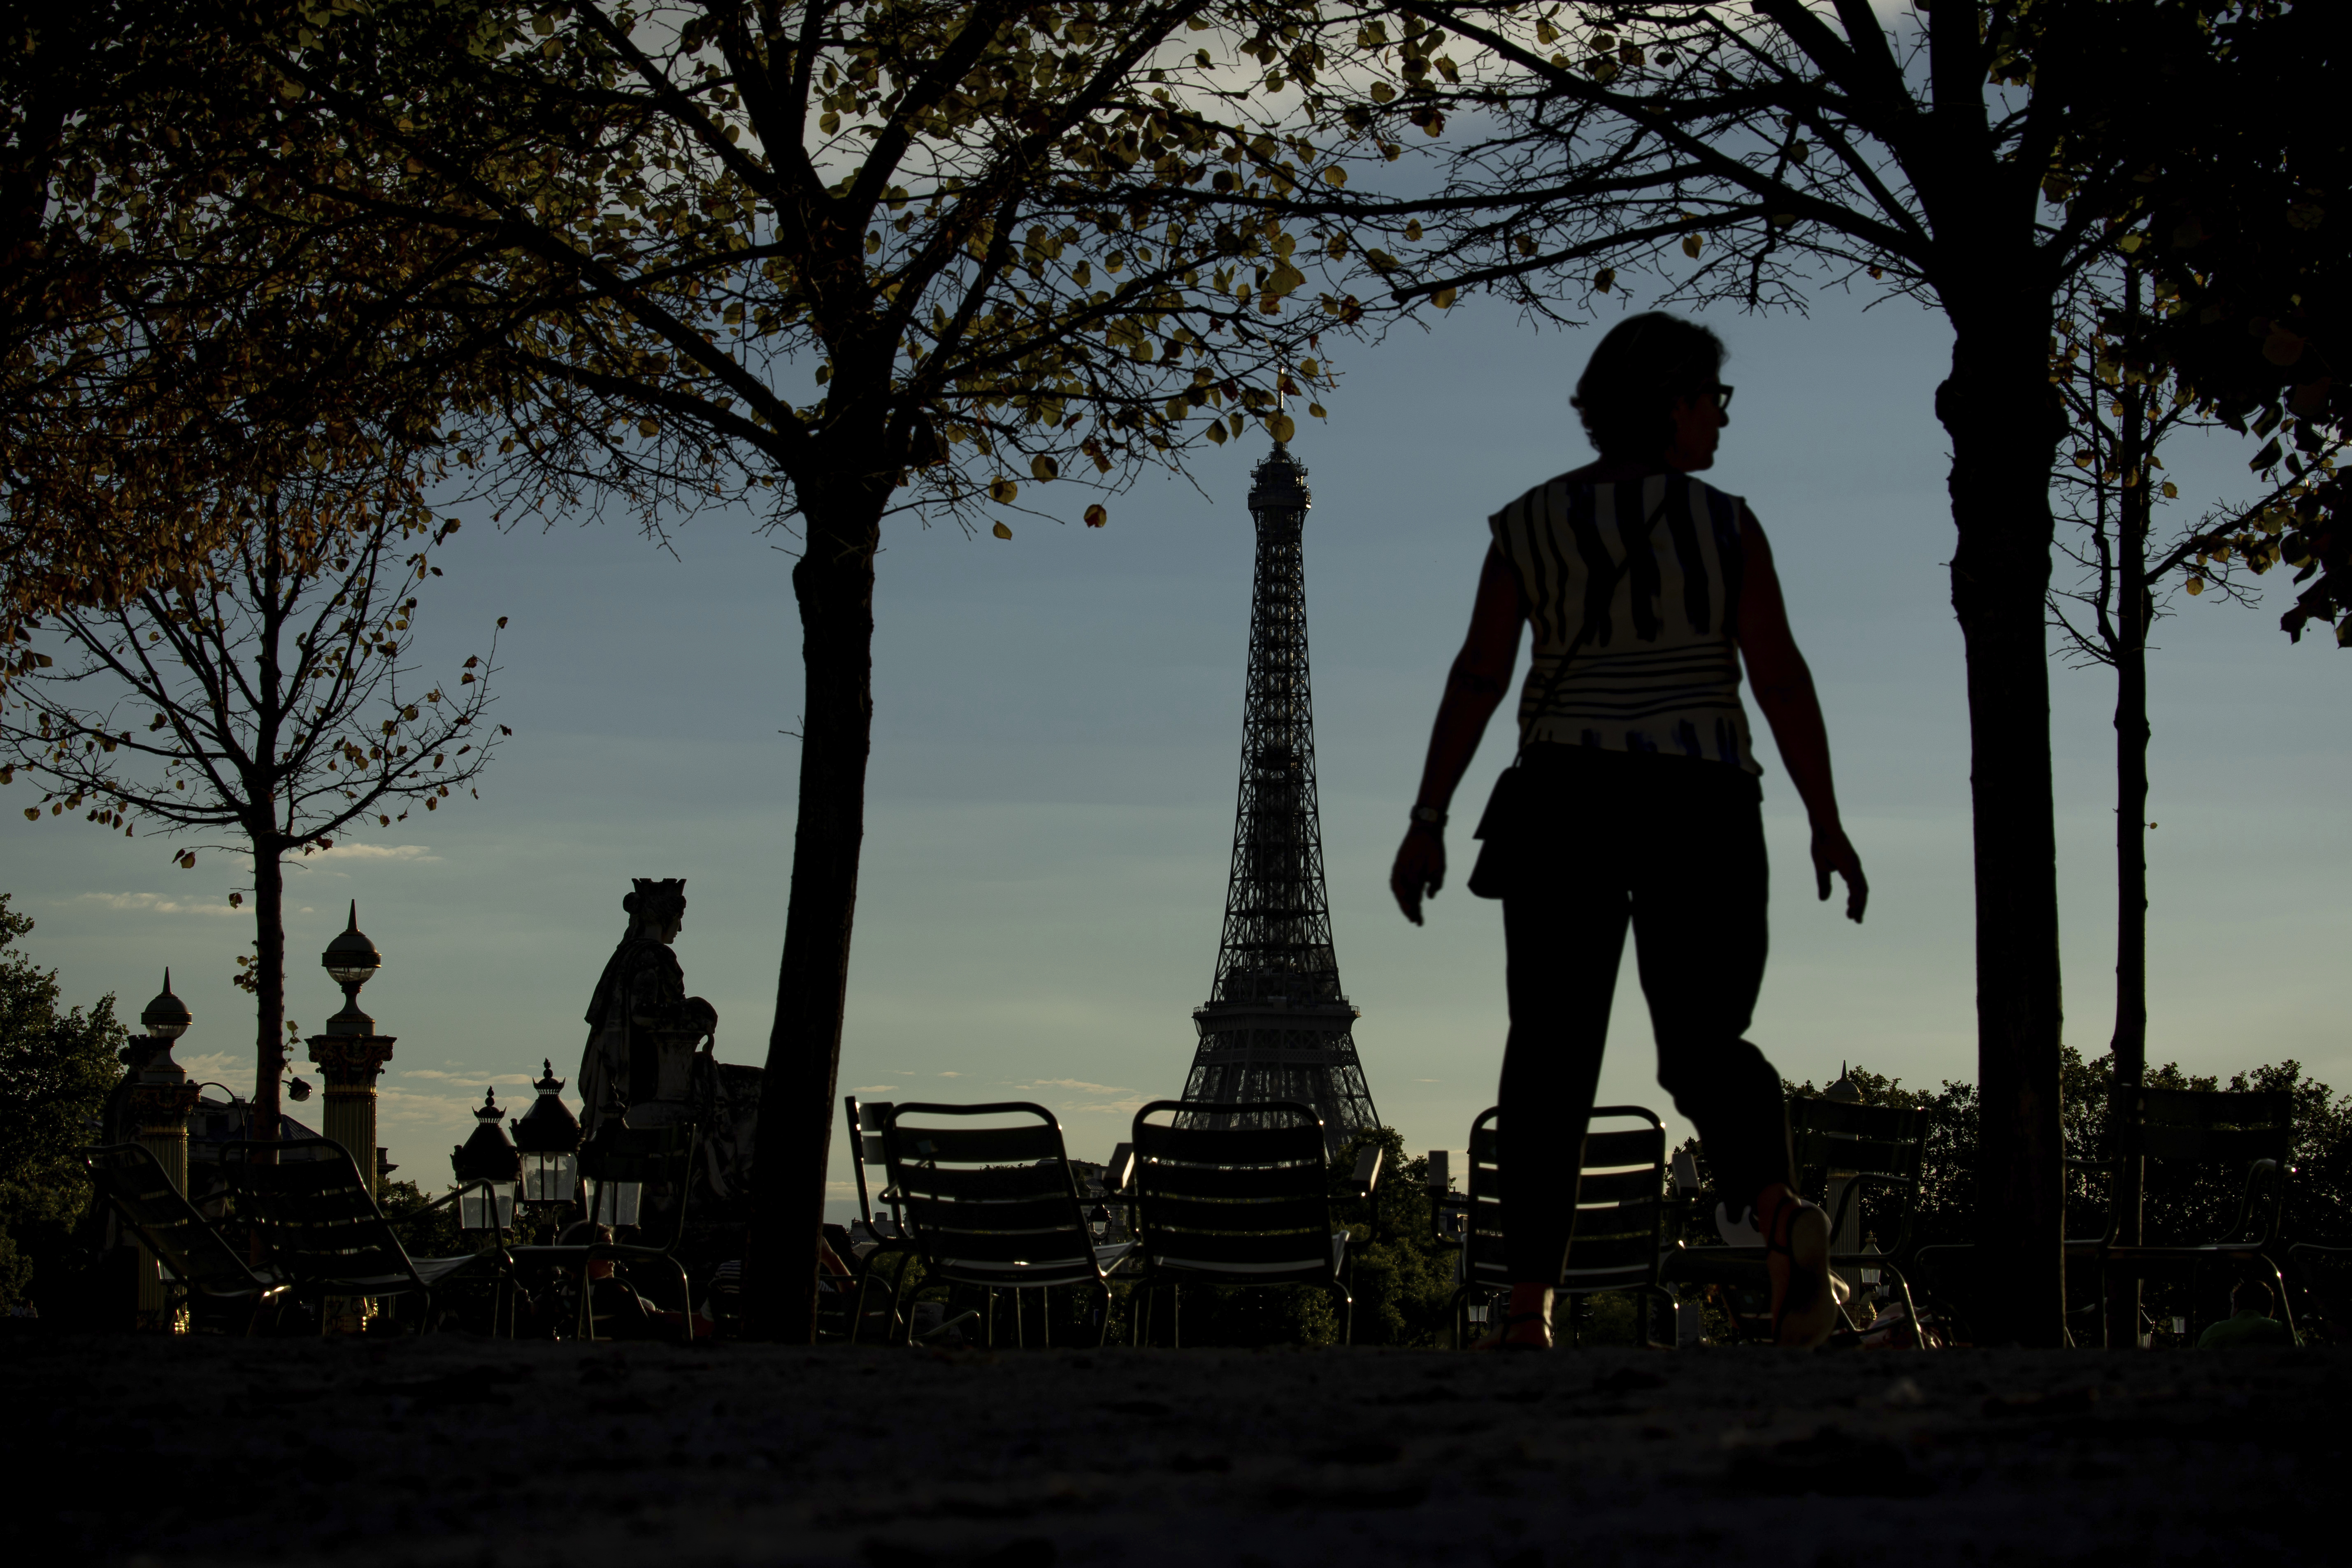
xmin=1938 ymin=311 xmax=2068 ymax=1348
xmin=2105 ymin=325 xmax=2152 ymax=1350
xmin=744 ymin=485 xmax=881 ymax=1342
xmin=250 ymin=838 xmax=286 ymax=1154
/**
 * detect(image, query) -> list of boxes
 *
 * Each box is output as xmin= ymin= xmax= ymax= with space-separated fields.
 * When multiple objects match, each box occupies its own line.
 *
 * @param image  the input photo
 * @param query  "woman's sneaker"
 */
xmin=1765 ymin=1199 xmax=1837 ymax=1349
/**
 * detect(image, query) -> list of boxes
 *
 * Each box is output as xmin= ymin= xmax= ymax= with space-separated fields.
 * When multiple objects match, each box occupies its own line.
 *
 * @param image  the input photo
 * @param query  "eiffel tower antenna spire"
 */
xmin=1180 ymin=437 xmax=1378 ymax=1151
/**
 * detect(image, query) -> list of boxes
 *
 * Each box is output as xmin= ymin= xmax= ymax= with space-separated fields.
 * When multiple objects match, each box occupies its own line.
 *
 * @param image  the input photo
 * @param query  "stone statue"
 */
xmin=579 ymin=878 xmax=718 ymax=1129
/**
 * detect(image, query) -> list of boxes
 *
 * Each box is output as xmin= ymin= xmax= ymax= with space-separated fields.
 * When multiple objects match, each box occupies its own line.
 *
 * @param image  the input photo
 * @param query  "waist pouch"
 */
xmin=1467 ymin=745 xmax=1761 ymax=899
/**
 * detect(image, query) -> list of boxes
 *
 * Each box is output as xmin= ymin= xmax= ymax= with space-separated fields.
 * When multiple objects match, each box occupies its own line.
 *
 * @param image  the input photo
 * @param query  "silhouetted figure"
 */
xmin=2196 ymin=1278 xmax=2293 ymax=1349
xmin=579 ymin=878 xmax=718 ymax=1130
xmin=1390 ymin=312 xmax=1868 ymax=1350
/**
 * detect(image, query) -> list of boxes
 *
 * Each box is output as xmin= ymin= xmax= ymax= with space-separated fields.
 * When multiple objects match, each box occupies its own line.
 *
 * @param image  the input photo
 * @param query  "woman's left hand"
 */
xmin=1811 ymin=823 xmax=1868 ymax=923
xmin=1390 ymin=825 xmax=1446 ymax=926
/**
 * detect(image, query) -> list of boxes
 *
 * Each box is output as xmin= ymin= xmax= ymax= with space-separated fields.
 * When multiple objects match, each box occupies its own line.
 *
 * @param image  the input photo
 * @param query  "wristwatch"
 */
xmin=1409 ymin=804 xmax=1447 ymax=829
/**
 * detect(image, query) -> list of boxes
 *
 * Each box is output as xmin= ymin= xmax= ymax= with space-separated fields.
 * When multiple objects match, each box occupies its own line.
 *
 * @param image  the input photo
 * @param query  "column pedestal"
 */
xmin=307 ymin=1032 xmax=395 ymax=1333
xmin=127 ymin=1053 xmax=200 ymax=1333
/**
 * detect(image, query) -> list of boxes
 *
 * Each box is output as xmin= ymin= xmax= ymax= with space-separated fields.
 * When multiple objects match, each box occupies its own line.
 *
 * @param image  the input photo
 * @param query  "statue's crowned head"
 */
xmin=623 ymin=878 xmax=688 ymax=934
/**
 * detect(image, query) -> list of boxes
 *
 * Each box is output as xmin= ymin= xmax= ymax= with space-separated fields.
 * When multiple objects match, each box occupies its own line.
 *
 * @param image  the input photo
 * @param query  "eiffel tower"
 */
xmin=1180 ymin=440 xmax=1379 ymax=1152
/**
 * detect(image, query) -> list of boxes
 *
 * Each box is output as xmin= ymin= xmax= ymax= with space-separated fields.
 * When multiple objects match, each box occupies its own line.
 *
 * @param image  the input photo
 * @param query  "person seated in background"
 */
xmin=2195 ymin=1278 xmax=2294 ymax=1349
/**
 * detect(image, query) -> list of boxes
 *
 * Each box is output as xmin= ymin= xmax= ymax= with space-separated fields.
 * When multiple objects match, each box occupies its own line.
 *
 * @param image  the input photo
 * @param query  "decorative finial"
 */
xmin=140 ymin=971 xmax=193 ymax=1039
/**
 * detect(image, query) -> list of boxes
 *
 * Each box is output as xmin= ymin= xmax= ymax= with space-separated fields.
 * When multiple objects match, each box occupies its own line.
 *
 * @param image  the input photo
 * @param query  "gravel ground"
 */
xmin=6 ymin=1335 xmax=2335 ymax=1568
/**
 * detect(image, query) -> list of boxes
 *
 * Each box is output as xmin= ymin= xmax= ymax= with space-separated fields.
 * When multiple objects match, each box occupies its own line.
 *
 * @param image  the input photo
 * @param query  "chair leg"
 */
xmin=2262 ymin=1255 xmax=2296 ymax=1339
xmin=1329 ymin=1279 xmax=1353 ymax=1347
xmin=1884 ymin=1266 xmax=1927 ymax=1350
xmin=1095 ymin=1282 xmax=1113 ymax=1349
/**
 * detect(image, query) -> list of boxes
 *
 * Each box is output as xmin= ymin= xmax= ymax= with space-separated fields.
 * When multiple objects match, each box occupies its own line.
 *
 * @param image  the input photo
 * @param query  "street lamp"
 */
xmin=451 ymin=1087 xmax=521 ymax=1233
xmin=513 ymin=1059 xmax=582 ymax=1206
xmin=579 ymin=1120 xmax=644 ymax=1229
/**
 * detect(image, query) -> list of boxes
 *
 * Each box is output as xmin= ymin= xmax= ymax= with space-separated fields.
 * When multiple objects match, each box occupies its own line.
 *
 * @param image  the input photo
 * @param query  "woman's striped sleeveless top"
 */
xmin=1488 ymin=472 xmax=1760 ymax=775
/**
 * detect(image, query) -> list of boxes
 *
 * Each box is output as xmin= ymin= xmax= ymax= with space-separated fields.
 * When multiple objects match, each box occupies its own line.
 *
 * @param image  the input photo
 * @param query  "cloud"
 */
xmin=1006 ymin=1078 xmax=1146 ymax=1115
xmin=73 ymin=892 xmax=242 ymax=918
xmin=937 ymin=1070 xmax=962 ymax=1078
xmin=175 ymin=1051 xmax=250 ymax=1088
xmin=293 ymin=843 xmax=440 ymax=866
xmin=849 ymin=1085 xmax=899 ymax=1094
xmin=400 ymin=1069 xmax=494 ymax=1083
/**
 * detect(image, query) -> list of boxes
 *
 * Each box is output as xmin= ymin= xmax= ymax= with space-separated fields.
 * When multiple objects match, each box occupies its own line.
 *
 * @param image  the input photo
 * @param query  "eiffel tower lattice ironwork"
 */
xmin=1181 ymin=441 xmax=1379 ymax=1151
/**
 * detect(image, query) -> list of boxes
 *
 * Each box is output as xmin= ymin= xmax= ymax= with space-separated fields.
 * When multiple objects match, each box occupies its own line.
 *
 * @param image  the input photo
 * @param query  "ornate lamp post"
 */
xmin=306 ymin=901 xmax=396 ymax=1200
xmin=451 ymin=1087 xmax=521 ymax=1234
xmin=513 ymin=1059 xmax=582 ymax=1210
xmin=128 ymin=973 xmax=201 ymax=1330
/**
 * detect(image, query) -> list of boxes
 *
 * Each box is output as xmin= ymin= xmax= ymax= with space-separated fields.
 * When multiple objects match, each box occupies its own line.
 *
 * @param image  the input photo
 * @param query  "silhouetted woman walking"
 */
xmin=1390 ymin=313 xmax=1867 ymax=1350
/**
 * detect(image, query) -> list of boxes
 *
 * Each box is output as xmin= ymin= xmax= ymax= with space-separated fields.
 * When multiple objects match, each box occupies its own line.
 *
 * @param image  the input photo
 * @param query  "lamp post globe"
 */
xmin=139 ymin=971 xmax=193 ymax=1040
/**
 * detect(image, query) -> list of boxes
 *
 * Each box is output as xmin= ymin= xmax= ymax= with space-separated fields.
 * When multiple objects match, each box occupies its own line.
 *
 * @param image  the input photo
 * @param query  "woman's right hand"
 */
xmin=1390 ymin=825 xmax=1446 ymax=926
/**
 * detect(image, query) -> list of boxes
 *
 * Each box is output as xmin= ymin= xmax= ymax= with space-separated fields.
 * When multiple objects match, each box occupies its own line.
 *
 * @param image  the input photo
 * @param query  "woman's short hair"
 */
xmin=1572 ymin=312 xmax=1727 ymax=461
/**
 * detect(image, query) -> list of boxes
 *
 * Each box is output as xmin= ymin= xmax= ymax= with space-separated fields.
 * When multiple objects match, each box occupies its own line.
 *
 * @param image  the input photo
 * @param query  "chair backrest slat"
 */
xmin=1132 ymin=1159 xmax=1322 ymax=1201
xmin=1147 ymin=1229 xmax=1334 ymax=1267
xmin=1580 ymin=1128 xmax=1662 ymax=1171
xmin=1132 ymin=1119 xmax=1324 ymax=1167
xmin=1138 ymin=1193 xmax=1331 ymax=1237
xmin=2134 ymin=1123 xmax=2289 ymax=1165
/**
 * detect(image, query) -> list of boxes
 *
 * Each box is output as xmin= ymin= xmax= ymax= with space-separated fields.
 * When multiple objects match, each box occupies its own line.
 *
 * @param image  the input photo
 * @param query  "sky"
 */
xmin=9 ymin=286 xmax=2347 ymax=1223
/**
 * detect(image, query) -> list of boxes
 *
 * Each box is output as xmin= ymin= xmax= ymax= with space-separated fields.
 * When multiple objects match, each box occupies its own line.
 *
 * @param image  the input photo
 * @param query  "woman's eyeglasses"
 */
xmin=1710 ymin=384 xmax=1735 ymax=411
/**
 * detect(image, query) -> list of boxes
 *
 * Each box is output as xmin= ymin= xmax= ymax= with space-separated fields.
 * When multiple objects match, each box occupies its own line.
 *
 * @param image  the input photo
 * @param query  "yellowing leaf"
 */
xmin=989 ymin=477 xmax=1019 ymax=504
xmin=1084 ymin=504 xmax=1108 ymax=528
xmin=1323 ymin=167 xmax=1347 ymax=188
xmin=1207 ymin=422 xmax=1227 ymax=444
xmin=2262 ymin=328 xmax=2306 ymax=367
xmin=992 ymin=521 xmax=1013 ymax=539
xmin=1433 ymin=286 xmax=1457 ymax=309
xmin=1030 ymin=454 xmax=1060 ymax=481
xmin=1268 ymin=412 xmax=1296 ymax=443
xmin=2161 ymin=481 xmax=2179 ymax=499
xmin=1308 ymin=402 xmax=1328 ymax=419
xmin=1681 ymin=235 xmax=1703 ymax=259
xmin=639 ymin=418 xmax=661 ymax=437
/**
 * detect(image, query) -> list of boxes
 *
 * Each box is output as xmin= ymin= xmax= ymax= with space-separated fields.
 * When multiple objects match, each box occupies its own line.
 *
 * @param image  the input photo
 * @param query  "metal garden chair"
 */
xmin=2075 ymin=1087 xmax=2296 ymax=1343
xmin=505 ymin=1119 xmax=700 ymax=1343
xmin=224 ymin=1138 xmax=509 ymax=1333
xmin=1125 ymin=1100 xmax=1371 ymax=1347
xmin=870 ymin=1101 xmax=1130 ymax=1347
xmin=835 ymin=1095 xmax=925 ymax=1342
xmin=79 ymin=1142 xmax=291 ymax=1334
xmin=1432 ymin=1106 xmax=1672 ymax=1347
xmin=1668 ymin=1096 xmax=1931 ymax=1343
